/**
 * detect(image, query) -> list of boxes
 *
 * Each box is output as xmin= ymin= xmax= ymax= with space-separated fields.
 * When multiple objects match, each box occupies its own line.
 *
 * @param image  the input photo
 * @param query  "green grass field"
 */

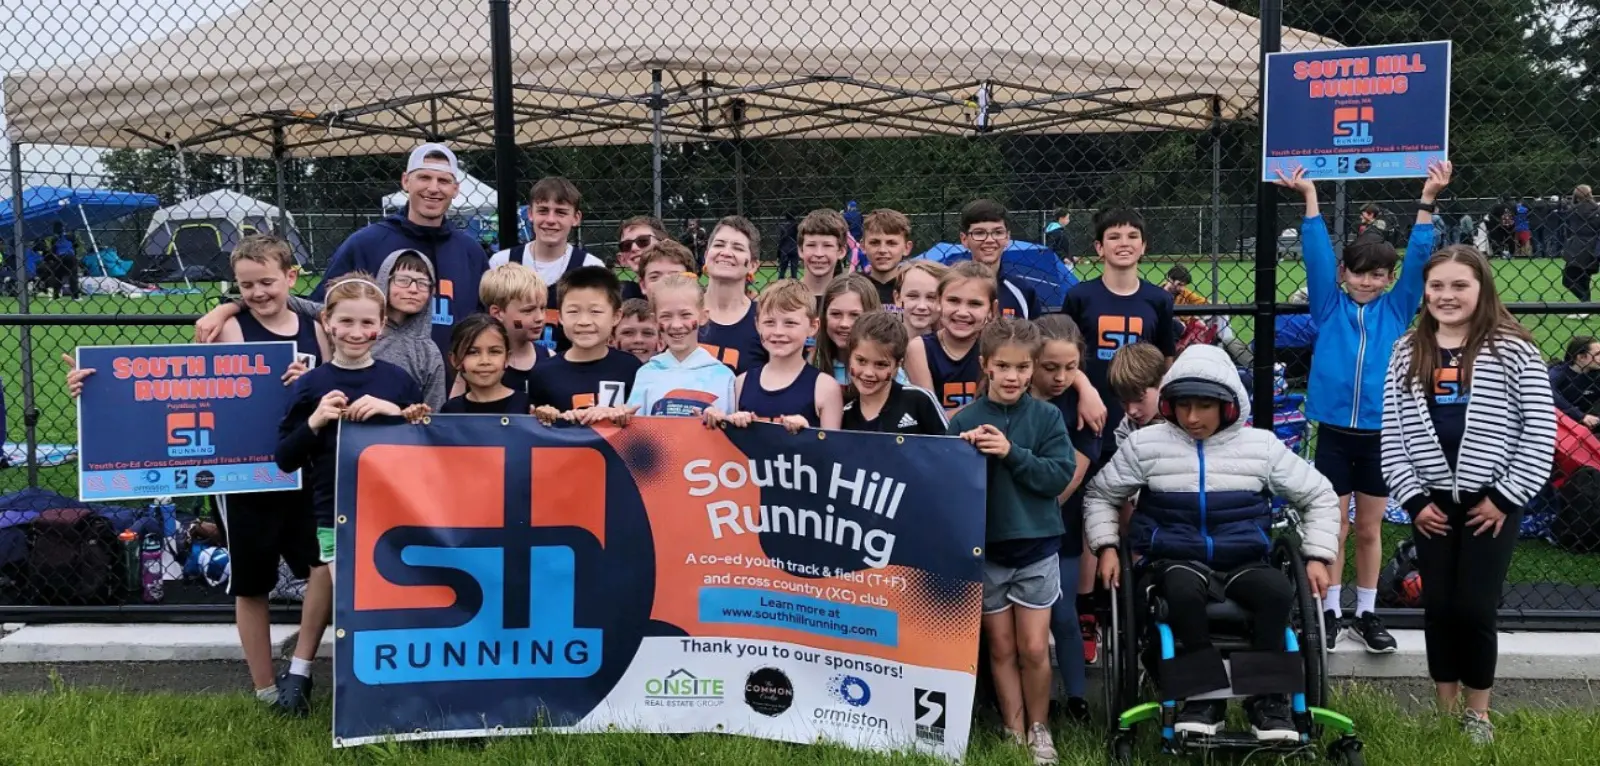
xmin=2 ymin=684 xmax=1597 ymax=766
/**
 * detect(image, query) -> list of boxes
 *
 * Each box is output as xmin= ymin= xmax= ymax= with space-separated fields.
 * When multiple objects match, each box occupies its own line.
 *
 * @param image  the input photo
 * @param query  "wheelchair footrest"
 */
xmin=1229 ymin=650 xmax=1305 ymax=697
xmin=1158 ymin=647 xmax=1231 ymax=700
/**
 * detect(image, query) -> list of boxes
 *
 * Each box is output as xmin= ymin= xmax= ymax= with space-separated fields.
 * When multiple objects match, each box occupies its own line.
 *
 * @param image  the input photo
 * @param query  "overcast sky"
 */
xmin=0 ymin=0 xmax=247 ymax=184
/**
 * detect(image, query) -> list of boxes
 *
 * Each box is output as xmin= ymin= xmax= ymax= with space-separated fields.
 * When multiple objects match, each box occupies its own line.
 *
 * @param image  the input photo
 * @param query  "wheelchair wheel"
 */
xmin=1274 ymin=536 xmax=1329 ymax=709
xmin=1109 ymin=733 xmax=1136 ymax=765
xmin=1327 ymin=735 xmax=1365 ymax=765
xmin=1101 ymin=544 xmax=1143 ymax=734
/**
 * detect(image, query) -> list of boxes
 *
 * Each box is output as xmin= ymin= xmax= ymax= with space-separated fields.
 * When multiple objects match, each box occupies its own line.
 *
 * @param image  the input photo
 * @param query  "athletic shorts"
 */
xmin=217 ymin=491 xmax=322 ymax=598
xmin=982 ymin=555 xmax=1061 ymax=613
xmin=317 ymin=527 xmax=336 ymax=563
xmin=1314 ymin=424 xmax=1387 ymax=498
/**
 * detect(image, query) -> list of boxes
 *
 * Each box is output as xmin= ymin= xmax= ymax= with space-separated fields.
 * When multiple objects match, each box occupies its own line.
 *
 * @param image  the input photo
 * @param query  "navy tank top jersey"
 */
xmin=236 ymin=310 xmax=322 ymax=367
xmin=922 ymin=333 xmax=980 ymax=411
xmin=741 ymin=364 xmax=822 ymax=427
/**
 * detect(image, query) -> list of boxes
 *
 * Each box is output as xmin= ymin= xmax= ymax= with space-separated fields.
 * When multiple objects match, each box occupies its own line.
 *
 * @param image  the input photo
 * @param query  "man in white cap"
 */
xmin=195 ymin=143 xmax=488 ymax=362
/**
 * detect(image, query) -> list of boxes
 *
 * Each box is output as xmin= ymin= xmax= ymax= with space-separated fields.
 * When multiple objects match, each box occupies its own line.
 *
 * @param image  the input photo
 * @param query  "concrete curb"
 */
xmin=0 ymin=624 xmax=333 ymax=664
xmin=1 ymin=624 xmax=1597 ymax=684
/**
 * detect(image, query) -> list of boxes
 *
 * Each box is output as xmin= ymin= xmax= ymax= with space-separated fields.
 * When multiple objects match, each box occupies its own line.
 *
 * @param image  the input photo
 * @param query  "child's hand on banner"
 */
xmin=310 ymin=390 xmax=348 ymax=431
xmin=532 ymin=405 xmax=561 ymax=425
xmin=62 ymin=353 xmax=95 ymax=398
xmin=779 ymin=415 xmax=809 ymax=434
xmin=1272 ymin=165 xmax=1315 ymax=197
xmin=401 ymin=403 xmax=432 ymax=424
xmin=282 ymin=359 xmax=309 ymax=386
xmin=344 ymin=395 xmax=402 ymax=422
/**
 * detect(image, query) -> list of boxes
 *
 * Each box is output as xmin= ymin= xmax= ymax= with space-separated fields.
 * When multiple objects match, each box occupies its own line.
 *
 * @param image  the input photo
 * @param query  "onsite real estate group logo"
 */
xmin=643 ymin=669 xmax=725 ymax=708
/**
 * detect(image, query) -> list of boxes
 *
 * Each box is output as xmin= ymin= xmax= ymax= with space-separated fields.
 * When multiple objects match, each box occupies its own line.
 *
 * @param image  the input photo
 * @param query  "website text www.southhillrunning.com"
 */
xmin=718 ymin=597 xmax=881 ymax=639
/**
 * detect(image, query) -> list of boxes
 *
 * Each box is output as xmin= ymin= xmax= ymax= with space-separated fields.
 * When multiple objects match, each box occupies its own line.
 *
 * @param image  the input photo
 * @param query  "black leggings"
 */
xmin=1413 ymin=493 xmax=1520 ymax=690
xmin=1564 ymin=261 xmax=1599 ymax=303
xmin=1162 ymin=563 xmax=1294 ymax=654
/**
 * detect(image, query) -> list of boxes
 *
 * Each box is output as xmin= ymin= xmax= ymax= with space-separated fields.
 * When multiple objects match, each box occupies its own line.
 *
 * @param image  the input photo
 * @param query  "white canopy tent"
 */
xmin=381 ymin=173 xmax=498 ymax=216
xmin=4 ymin=0 xmax=1334 ymax=158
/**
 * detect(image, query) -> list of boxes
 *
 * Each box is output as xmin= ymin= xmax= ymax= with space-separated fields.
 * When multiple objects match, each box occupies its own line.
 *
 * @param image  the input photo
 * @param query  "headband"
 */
xmin=333 ymin=278 xmax=385 ymax=295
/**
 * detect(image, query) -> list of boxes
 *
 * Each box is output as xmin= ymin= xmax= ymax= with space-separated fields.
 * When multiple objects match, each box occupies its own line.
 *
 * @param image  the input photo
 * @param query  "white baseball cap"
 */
xmin=406 ymin=143 xmax=460 ymax=180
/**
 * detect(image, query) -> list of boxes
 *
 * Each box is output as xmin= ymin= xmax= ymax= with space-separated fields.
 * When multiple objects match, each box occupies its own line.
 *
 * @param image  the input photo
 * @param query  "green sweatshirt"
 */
xmin=947 ymin=393 xmax=1074 ymax=543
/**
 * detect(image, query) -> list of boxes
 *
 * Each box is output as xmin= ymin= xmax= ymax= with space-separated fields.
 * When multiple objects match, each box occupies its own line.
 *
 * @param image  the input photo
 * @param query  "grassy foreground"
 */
xmin=1 ymin=684 xmax=1597 ymax=765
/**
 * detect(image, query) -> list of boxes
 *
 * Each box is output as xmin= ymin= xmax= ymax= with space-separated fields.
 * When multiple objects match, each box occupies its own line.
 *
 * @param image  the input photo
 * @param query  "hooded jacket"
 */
xmin=1085 ymin=345 xmax=1340 ymax=568
xmin=312 ymin=208 xmax=487 ymax=360
xmin=1302 ymin=215 xmax=1435 ymax=430
xmin=626 ymin=347 xmax=738 ymax=417
xmin=371 ymin=250 xmax=447 ymax=410
xmin=946 ymin=392 xmax=1074 ymax=543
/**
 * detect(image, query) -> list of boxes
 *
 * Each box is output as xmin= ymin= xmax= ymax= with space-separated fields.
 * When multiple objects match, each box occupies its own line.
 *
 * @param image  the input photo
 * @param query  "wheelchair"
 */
xmin=1099 ymin=533 xmax=1365 ymax=764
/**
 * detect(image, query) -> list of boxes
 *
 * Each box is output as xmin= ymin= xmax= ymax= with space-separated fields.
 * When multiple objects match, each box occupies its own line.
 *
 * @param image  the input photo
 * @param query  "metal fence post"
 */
xmin=490 ymin=0 xmax=520 ymax=248
xmin=1252 ymin=0 xmax=1282 ymax=431
xmin=8 ymin=145 xmax=39 ymax=488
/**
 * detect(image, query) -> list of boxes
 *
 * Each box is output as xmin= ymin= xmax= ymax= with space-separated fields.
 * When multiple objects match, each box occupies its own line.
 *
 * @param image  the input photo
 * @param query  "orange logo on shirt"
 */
xmin=1096 ymin=316 xmax=1144 ymax=360
xmin=1433 ymin=366 xmax=1466 ymax=404
xmin=941 ymin=381 xmax=978 ymax=410
xmin=700 ymin=343 xmax=739 ymax=368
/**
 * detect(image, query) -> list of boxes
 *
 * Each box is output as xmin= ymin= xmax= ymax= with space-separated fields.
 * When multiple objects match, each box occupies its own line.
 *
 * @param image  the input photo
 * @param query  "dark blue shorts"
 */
xmin=1314 ymin=424 xmax=1387 ymax=498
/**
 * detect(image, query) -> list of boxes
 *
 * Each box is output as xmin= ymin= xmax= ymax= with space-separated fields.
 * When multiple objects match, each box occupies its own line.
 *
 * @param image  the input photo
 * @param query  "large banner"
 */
xmin=1262 ymin=41 xmax=1452 ymax=181
xmin=332 ymin=416 xmax=985 ymax=759
xmin=76 ymin=342 xmax=302 ymax=502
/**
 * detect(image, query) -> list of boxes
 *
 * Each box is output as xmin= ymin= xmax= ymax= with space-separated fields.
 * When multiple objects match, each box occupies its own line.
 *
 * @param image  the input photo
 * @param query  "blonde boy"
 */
xmin=457 ymin=262 xmax=548 ymax=397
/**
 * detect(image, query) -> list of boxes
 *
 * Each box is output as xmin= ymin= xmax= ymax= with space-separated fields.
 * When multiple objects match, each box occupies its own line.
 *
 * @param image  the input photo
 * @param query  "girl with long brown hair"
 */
xmin=1379 ymin=245 xmax=1557 ymax=744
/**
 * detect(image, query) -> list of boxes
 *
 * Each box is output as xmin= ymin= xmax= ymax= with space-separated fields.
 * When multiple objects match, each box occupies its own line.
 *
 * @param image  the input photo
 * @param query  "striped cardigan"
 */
xmin=1380 ymin=332 xmax=1558 ymax=515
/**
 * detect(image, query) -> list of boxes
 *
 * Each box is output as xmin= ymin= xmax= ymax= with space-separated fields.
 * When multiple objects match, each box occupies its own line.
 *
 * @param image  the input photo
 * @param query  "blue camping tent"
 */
xmin=915 ymin=240 xmax=1079 ymax=312
xmin=0 ymin=186 xmax=160 ymax=243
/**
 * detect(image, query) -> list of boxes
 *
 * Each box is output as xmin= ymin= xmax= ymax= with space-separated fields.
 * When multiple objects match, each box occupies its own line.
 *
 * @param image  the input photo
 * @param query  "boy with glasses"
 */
xmin=959 ymin=200 xmax=1040 ymax=320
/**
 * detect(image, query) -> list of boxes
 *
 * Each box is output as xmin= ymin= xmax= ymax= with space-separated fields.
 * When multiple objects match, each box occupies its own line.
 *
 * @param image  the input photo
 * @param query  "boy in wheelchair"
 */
xmin=1085 ymin=345 xmax=1339 ymax=742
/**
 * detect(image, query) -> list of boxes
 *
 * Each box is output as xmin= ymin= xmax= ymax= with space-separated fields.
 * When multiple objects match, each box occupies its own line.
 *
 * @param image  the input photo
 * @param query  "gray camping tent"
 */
xmin=138 ymin=190 xmax=309 ymax=282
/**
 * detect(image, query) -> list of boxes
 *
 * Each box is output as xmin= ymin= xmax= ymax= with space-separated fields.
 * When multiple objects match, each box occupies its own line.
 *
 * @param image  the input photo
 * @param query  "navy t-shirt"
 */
xmin=441 ymin=390 xmax=531 ymax=415
xmin=699 ymin=301 xmax=768 ymax=374
xmin=277 ymin=360 xmax=423 ymax=524
xmin=921 ymin=333 xmax=982 ymax=412
xmin=1063 ymin=277 xmax=1177 ymax=434
xmin=526 ymin=348 xmax=642 ymax=411
xmin=502 ymin=346 xmax=556 ymax=397
xmin=995 ymin=271 xmax=1041 ymax=320
xmin=236 ymin=310 xmax=323 ymax=367
xmin=1429 ymin=347 xmax=1469 ymax=469
xmin=871 ymin=276 xmax=899 ymax=310
xmin=740 ymin=364 xmax=823 ymax=426
xmin=1048 ymin=388 xmax=1105 ymax=548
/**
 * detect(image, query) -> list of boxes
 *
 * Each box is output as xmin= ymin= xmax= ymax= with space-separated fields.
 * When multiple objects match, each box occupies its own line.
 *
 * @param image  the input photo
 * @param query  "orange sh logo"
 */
xmin=1096 ymin=316 xmax=1144 ymax=361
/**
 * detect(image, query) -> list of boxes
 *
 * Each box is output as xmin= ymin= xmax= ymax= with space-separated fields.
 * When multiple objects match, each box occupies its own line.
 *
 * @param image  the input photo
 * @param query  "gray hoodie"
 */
xmin=286 ymin=249 xmax=447 ymax=410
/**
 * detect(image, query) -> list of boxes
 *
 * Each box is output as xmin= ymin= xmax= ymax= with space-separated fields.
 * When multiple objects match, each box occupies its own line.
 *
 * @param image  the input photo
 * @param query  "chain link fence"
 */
xmin=1 ymin=0 xmax=1597 ymax=621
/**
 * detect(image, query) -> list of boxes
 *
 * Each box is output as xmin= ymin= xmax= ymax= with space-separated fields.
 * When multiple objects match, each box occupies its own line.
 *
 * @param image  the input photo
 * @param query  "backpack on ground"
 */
xmin=1552 ymin=466 xmax=1600 ymax=554
xmin=22 ymin=508 xmax=122 ymax=605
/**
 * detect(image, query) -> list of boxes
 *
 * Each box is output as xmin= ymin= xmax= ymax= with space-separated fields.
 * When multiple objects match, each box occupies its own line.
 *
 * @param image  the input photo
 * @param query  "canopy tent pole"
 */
xmin=1252 ymin=0 xmax=1282 ymax=433
xmin=273 ymin=125 xmax=290 ymax=236
xmin=76 ymin=204 xmax=109 ymax=277
xmin=163 ymin=220 xmax=194 ymax=290
xmin=1209 ymin=96 xmax=1222 ymax=303
xmin=489 ymin=0 xmax=521 ymax=250
xmin=9 ymin=143 xmax=39 ymax=487
xmin=651 ymin=69 xmax=665 ymax=220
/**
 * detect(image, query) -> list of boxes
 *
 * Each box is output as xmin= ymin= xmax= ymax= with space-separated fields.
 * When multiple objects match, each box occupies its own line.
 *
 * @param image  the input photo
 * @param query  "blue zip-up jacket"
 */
xmin=311 ymin=207 xmax=488 ymax=361
xmin=1084 ymin=345 xmax=1340 ymax=568
xmin=1303 ymin=214 xmax=1435 ymax=430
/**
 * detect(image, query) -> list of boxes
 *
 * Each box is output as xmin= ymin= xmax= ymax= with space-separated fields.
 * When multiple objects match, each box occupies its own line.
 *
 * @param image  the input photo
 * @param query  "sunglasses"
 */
xmin=618 ymin=234 xmax=659 ymax=253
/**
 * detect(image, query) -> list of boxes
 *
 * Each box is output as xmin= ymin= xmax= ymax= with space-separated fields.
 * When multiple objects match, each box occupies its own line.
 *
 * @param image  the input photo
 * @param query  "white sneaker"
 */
xmin=1028 ymin=722 xmax=1059 ymax=765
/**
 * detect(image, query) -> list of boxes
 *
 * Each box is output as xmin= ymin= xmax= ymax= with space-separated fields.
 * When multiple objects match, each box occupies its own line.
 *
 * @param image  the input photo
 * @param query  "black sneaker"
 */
xmin=1063 ymin=696 xmax=1091 ymax=724
xmin=1322 ymin=610 xmax=1340 ymax=651
xmin=1174 ymin=700 xmax=1227 ymax=737
xmin=273 ymin=672 xmax=313 ymax=718
xmin=1344 ymin=612 xmax=1398 ymax=654
xmin=1247 ymin=695 xmax=1298 ymax=743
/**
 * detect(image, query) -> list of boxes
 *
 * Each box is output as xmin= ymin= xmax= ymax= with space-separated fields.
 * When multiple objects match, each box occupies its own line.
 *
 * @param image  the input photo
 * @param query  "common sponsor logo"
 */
xmin=914 ymin=688 xmax=947 ymax=744
xmin=644 ymin=669 xmax=725 ymax=707
xmin=744 ymin=667 xmax=794 ymax=717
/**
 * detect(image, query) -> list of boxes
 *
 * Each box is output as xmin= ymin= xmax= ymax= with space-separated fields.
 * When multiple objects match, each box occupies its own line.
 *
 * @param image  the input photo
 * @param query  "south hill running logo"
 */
xmin=914 ymin=688 xmax=947 ymax=744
